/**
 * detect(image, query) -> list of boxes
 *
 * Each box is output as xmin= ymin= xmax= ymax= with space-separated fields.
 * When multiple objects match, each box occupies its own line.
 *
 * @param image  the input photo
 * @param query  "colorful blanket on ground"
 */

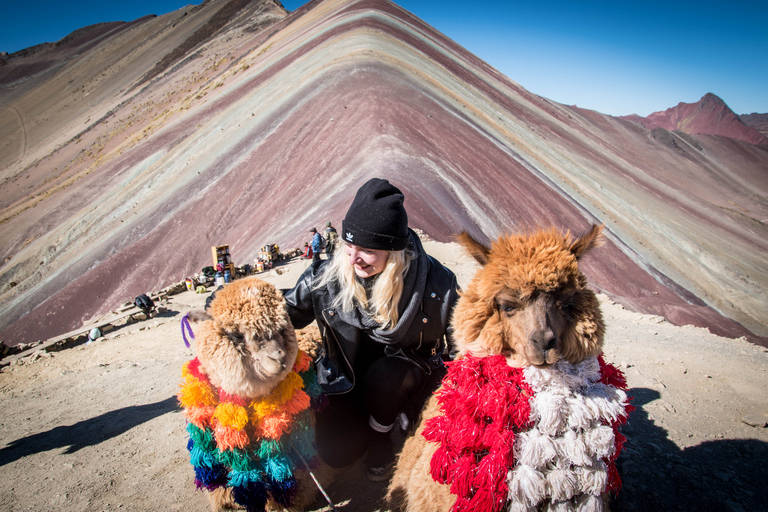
xmin=178 ymin=350 xmax=324 ymax=512
xmin=423 ymin=354 xmax=633 ymax=512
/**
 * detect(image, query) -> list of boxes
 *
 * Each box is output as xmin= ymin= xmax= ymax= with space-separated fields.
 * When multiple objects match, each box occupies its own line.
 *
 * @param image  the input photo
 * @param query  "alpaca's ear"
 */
xmin=570 ymin=224 xmax=604 ymax=259
xmin=456 ymin=231 xmax=491 ymax=266
xmin=187 ymin=310 xmax=212 ymax=323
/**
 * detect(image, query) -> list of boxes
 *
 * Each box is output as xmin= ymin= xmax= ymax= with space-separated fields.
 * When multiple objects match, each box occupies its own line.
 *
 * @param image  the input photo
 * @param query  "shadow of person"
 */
xmin=0 ymin=396 xmax=178 ymax=467
xmin=612 ymin=387 xmax=768 ymax=511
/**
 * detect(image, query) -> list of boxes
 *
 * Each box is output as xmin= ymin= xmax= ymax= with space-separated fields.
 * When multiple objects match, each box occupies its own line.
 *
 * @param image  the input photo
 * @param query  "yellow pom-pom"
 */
xmin=251 ymin=397 xmax=279 ymax=419
xmin=273 ymin=371 xmax=304 ymax=404
xmin=249 ymin=371 xmax=304 ymax=423
xmin=178 ymin=377 xmax=217 ymax=408
xmin=214 ymin=402 xmax=249 ymax=430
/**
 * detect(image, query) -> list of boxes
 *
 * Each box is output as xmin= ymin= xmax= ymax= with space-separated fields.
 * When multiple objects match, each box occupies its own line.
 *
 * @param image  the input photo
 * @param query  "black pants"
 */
xmin=314 ymin=348 xmax=445 ymax=468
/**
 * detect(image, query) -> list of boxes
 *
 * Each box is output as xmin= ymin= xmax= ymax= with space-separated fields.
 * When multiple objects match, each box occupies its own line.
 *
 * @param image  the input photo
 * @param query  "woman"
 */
xmin=283 ymin=178 xmax=459 ymax=481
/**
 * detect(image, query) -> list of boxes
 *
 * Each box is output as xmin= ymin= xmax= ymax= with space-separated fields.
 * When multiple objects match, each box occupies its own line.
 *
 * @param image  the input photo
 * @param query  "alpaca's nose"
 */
xmin=529 ymin=328 xmax=556 ymax=351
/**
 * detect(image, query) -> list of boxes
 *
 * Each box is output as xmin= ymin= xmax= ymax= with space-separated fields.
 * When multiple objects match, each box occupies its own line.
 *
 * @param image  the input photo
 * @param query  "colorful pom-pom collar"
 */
xmin=423 ymin=354 xmax=633 ymax=512
xmin=178 ymin=350 xmax=325 ymax=511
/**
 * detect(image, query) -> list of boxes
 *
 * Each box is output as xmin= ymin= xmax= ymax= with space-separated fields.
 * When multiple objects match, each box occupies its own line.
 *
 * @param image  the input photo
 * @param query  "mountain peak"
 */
xmin=628 ymin=93 xmax=767 ymax=146
xmin=700 ymin=92 xmax=727 ymax=107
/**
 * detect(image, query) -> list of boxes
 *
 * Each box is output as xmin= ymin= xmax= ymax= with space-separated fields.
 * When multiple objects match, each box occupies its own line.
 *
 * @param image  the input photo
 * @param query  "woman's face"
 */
xmin=344 ymin=243 xmax=389 ymax=278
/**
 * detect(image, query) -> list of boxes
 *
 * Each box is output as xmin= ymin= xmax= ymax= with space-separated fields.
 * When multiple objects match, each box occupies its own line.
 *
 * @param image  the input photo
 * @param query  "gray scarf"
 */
xmin=329 ymin=230 xmax=428 ymax=345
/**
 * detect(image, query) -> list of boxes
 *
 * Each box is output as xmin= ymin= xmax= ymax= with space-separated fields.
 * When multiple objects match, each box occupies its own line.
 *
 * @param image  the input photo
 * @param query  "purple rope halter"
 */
xmin=181 ymin=313 xmax=195 ymax=348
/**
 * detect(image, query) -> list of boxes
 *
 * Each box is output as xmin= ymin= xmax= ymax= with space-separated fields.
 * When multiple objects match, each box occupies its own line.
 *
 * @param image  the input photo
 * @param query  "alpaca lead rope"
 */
xmin=293 ymin=446 xmax=338 ymax=512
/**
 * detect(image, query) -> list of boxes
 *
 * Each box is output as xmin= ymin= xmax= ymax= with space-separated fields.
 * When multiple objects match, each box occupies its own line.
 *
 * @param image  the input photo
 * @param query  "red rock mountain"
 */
xmin=1 ymin=0 xmax=767 ymax=347
xmin=740 ymin=113 xmax=768 ymax=138
xmin=624 ymin=93 xmax=768 ymax=146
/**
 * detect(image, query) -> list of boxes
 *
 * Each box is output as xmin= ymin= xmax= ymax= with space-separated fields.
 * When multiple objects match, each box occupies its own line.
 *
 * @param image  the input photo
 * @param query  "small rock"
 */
xmin=741 ymin=414 xmax=768 ymax=428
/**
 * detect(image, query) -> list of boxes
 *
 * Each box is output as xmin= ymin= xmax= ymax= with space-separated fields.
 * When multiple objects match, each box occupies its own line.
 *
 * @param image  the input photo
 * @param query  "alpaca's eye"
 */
xmin=557 ymin=294 xmax=576 ymax=310
xmin=499 ymin=303 xmax=517 ymax=313
xmin=228 ymin=331 xmax=245 ymax=343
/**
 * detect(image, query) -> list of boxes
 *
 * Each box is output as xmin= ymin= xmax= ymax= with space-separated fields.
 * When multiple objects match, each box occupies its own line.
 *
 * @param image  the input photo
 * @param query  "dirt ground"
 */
xmin=1 ymin=242 xmax=767 ymax=511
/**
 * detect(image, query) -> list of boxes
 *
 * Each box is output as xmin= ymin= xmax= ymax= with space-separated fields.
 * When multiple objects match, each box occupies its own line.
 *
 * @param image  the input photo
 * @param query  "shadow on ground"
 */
xmin=0 ymin=396 xmax=179 ymax=467
xmin=612 ymin=387 xmax=768 ymax=511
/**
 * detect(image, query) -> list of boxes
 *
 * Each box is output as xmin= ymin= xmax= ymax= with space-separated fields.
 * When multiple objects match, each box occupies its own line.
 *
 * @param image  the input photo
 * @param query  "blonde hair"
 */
xmin=314 ymin=241 xmax=414 ymax=329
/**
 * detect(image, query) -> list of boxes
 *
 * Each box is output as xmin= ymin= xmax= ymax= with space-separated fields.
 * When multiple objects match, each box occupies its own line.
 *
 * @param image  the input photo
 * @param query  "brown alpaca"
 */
xmin=388 ymin=225 xmax=628 ymax=511
xmin=181 ymin=276 xmax=324 ymax=512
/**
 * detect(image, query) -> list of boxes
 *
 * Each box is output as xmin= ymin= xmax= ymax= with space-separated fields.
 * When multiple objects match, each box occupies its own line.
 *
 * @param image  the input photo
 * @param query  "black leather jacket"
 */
xmin=283 ymin=255 xmax=459 ymax=395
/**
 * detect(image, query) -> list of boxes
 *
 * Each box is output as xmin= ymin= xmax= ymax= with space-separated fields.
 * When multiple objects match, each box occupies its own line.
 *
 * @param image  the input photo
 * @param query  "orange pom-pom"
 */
xmin=214 ymin=424 xmax=250 ymax=451
xmin=282 ymin=389 xmax=310 ymax=416
xmin=183 ymin=405 xmax=216 ymax=429
xmin=259 ymin=411 xmax=292 ymax=439
xmin=292 ymin=350 xmax=312 ymax=373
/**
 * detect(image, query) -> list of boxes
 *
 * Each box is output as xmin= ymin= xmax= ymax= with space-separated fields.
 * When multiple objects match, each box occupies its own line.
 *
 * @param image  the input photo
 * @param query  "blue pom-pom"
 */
xmin=262 ymin=453 xmax=293 ymax=482
xmin=194 ymin=464 xmax=228 ymax=489
xmin=228 ymin=469 xmax=263 ymax=488
xmin=190 ymin=446 xmax=219 ymax=469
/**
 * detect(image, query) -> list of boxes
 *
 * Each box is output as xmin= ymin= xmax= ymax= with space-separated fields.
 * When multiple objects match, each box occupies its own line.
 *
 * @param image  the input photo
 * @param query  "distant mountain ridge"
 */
xmin=740 ymin=113 xmax=768 ymax=138
xmin=623 ymin=93 xmax=768 ymax=146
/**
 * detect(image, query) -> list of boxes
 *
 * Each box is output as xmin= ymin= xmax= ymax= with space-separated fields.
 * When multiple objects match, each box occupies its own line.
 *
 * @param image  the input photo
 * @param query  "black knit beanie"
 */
xmin=342 ymin=178 xmax=409 ymax=251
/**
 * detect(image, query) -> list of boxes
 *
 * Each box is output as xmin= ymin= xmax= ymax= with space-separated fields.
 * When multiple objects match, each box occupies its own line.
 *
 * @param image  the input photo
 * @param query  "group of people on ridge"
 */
xmin=302 ymin=222 xmax=338 ymax=261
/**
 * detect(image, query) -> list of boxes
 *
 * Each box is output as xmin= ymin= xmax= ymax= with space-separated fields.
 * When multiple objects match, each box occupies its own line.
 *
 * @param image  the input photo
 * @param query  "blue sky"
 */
xmin=1 ymin=0 xmax=765 ymax=117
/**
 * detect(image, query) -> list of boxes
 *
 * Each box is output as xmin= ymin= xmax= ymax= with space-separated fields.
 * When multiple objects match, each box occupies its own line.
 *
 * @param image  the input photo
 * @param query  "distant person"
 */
xmin=134 ymin=294 xmax=155 ymax=317
xmin=301 ymin=242 xmax=313 ymax=260
xmin=325 ymin=221 xmax=338 ymax=257
xmin=309 ymin=227 xmax=323 ymax=263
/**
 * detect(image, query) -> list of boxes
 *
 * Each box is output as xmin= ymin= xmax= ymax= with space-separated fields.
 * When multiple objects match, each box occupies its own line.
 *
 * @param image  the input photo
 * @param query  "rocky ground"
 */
xmin=1 ymin=242 xmax=766 ymax=511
